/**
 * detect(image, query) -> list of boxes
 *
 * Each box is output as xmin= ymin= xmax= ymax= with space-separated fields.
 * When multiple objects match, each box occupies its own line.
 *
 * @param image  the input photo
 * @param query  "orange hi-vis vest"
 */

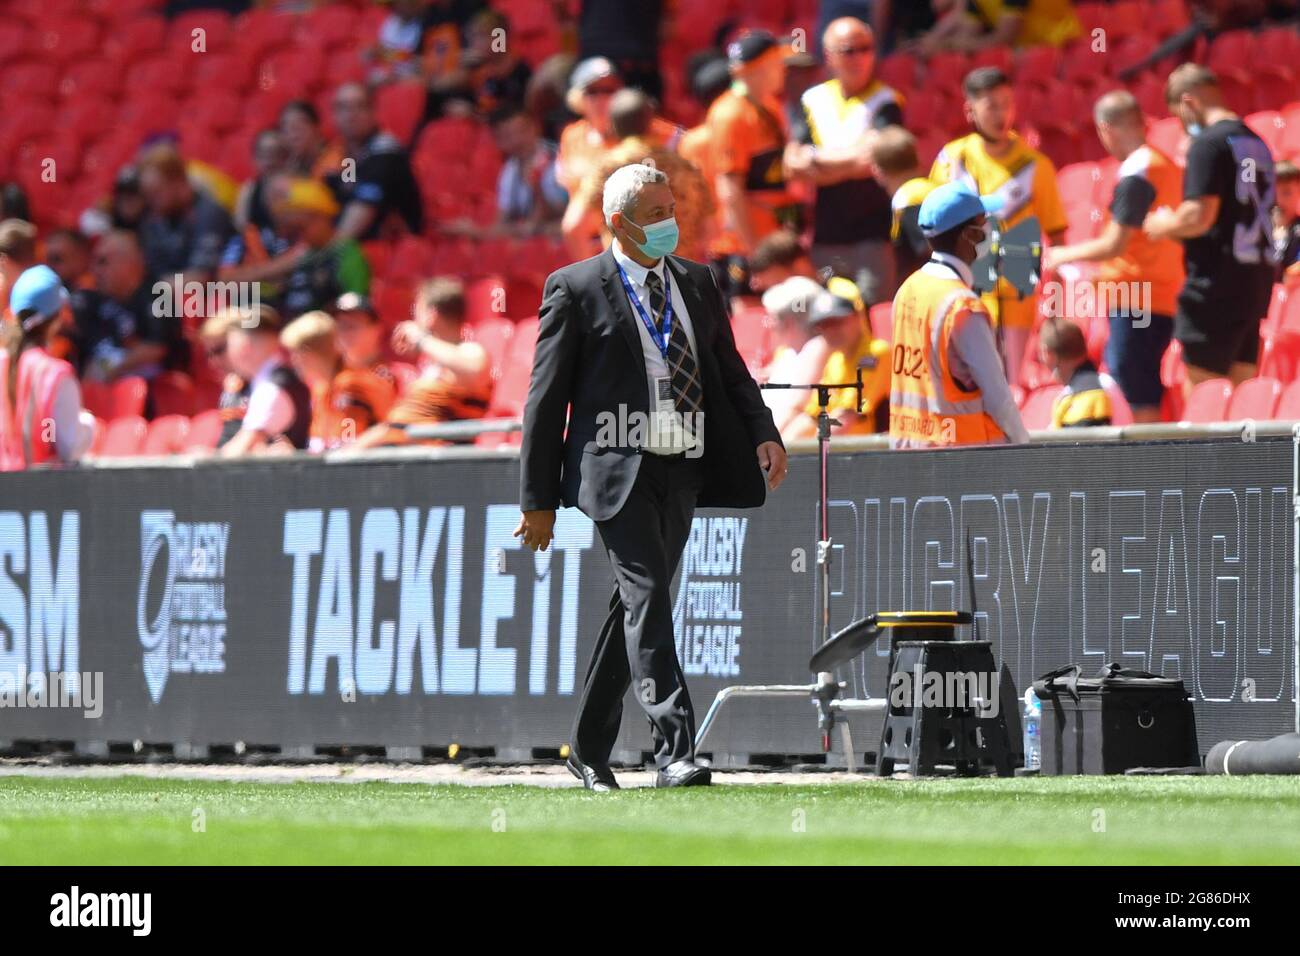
xmin=889 ymin=258 xmax=1006 ymax=447
xmin=0 ymin=346 xmax=75 ymax=470
xmin=1097 ymin=143 xmax=1185 ymax=317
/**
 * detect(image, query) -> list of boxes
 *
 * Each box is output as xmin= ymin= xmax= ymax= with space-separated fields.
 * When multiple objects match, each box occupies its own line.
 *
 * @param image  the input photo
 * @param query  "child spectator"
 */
xmin=869 ymin=127 xmax=935 ymax=283
xmin=758 ymin=274 xmax=832 ymax=433
xmin=332 ymin=293 xmax=396 ymax=389
xmin=280 ymin=311 xmax=395 ymax=452
xmin=220 ymin=305 xmax=313 ymax=456
xmin=748 ymin=230 xmax=817 ymax=294
xmin=1274 ymin=159 xmax=1300 ymax=286
xmin=782 ymin=275 xmax=891 ymax=440
xmin=1040 ymin=317 xmax=1113 ymax=428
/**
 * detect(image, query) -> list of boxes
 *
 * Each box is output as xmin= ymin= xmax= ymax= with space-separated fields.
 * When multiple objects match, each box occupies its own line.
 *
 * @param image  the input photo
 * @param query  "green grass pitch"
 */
xmin=2 ymin=774 xmax=1299 ymax=865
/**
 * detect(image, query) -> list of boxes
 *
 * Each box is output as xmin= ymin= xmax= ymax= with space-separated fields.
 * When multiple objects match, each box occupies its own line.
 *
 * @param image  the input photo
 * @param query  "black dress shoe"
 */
xmin=655 ymin=759 xmax=712 ymax=788
xmin=566 ymin=753 xmax=620 ymax=791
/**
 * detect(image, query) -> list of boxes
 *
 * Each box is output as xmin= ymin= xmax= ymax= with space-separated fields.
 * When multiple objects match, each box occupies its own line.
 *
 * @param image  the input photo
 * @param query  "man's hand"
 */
xmin=391 ymin=320 xmax=424 ymax=356
xmin=757 ymin=441 xmax=787 ymax=491
xmin=514 ymin=509 xmax=556 ymax=551
xmin=1143 ymin=205 xmax=1178 ymax=240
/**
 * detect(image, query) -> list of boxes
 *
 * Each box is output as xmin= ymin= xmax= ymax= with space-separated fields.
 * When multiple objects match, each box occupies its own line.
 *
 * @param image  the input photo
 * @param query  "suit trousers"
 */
xmin=570 ymin=449 xmax=705 ymax=769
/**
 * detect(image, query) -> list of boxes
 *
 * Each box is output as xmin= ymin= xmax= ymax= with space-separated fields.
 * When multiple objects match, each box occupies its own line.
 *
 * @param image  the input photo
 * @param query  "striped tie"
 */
xmin=646 ymin=270 xmax=703 ymax=417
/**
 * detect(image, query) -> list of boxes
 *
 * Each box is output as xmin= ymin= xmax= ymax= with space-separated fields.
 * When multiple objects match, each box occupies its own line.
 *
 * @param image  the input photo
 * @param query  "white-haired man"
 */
xmin=515 ymin=163 xmax=787 ymax=790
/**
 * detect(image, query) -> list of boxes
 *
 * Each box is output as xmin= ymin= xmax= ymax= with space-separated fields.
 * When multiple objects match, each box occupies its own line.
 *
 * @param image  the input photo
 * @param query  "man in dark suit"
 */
xmin=514 ymin=163 xmax=788 ymax=790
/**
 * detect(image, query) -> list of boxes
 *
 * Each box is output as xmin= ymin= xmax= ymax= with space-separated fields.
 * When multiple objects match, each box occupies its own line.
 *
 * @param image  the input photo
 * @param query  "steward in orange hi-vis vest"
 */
xmin=889 ymin=259 xmax=1005 ymax=446
xmin=889 ymin=182 xmax=1029 ymax=449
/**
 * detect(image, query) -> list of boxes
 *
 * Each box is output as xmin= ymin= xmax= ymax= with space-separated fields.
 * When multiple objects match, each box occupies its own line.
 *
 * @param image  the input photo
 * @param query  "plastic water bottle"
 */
xmin=1022 ymin=688 xmax=1041 ymax=771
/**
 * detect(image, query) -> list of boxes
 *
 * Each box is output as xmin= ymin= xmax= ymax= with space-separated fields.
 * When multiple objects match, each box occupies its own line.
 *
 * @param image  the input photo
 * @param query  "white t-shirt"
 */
xmin=240 ymin=357 xmax=296 ymax=437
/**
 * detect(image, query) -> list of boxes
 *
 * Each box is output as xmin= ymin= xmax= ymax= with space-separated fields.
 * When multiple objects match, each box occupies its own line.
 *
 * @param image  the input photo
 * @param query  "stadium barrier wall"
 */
xmin=0 ymin=430 xmax=1294 ymax=765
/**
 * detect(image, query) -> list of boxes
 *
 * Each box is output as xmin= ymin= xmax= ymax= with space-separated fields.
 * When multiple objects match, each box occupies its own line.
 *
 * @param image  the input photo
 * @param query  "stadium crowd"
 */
xmin=1 ymin=0 xmax=1300 ymax=466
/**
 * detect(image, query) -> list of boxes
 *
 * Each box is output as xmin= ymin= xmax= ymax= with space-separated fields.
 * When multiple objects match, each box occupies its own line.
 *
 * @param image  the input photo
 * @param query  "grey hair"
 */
xmin=602 ymin=163 xmax=668 ymax=229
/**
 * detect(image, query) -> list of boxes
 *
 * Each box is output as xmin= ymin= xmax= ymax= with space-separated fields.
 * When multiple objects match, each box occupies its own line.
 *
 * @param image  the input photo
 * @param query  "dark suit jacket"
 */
xmin=520 ymin=248 xmax=783 ymax=522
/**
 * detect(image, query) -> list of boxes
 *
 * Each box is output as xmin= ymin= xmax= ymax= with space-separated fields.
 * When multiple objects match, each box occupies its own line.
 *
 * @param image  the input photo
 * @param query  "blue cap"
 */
xmin=917 ymin=182 xmax=1004 ymax=237
xmin=10 ymin=265 xmax=69 ymax=328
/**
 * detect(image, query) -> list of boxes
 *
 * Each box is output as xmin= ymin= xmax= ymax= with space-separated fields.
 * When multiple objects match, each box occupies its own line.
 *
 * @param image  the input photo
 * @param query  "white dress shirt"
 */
xmin=241 ymin=356 xmax=296 ymax=437
xmin=611 ymin=241 xmax=701 ymax=454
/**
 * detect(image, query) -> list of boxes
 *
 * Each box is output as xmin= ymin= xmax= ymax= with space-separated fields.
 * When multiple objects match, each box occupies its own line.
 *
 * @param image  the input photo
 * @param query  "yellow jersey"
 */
xmin=930 ymin=131 xmax=1067 ymax=330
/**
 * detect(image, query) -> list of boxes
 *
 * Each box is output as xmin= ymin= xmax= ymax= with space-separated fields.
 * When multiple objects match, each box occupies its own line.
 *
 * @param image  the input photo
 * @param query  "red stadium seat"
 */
xmin=192 ymin=51 xmax=254 ymax=94
xmin=387 ymin=236 xmax=436 ymax=281
xmin=1104 ymin=380 xmax=1133 ymax=426
xmin=143 ymin=415 xmax=191 ymax=455
xmin=150 ymin=371 xmax=196 ymax=418
xmin=111 ymin=377 xmax=149 ymax=419
xmin=1181 ymin=379 xmax=1233 ymax=423
xmin=3 ymin=61 xmax=60 ymax=100
xmin=1276 ymin=292 xmax=1300 ymax=336
xmin=1262 ymin=284 xmax=1290 ymax=337
xmin=466 ymin=316 xmax=515 ymax=378
xmin=486 ymin=356 xmax=530 ymax=418
xmin=1245 ymin=110 xmax=1286 ymax=157
xmin=35 ymin=18 xmax=101 ymax=63
xmin=1226 ymin=377 xmax=1282 ymax=420
xmin=125 ymin=55 xmax=191 ymax=98
xmin=1149 ymin=0 xmax=1192 ymax=38
xmin=1020 ymin=385 xmax=1064 ymax=430
xmin=297 ymin=3 xmax=363 ymax=49
xmin=105 ymin=15 xmax=167 ymax=61
xmin=231 ymin=8 xmax=298 ymax=60
xmin=167 ymin=9 xmax=233 ymax=52
xmin=1275 ymin=379 xmax=1300 ymax=419
xmin=465 ymin=276 xmax=510 ymax=323
xmin=877 ymin=54 xmax=917 ymax=92
xmin=98 ymin=416 xmax=148 ymax=458
xmin=257 ymin=47 xmax=326 ymax=99
xmin=375 ymin=81 xmax=427 ymax=146
xmin=1258 ymin=332 xmax=1300 ymax=384
xmin=186 ymin=409 xmax=224 ymax=451
xmin=730 ymin=306 xmax=771 ymax=368
xmin=1146 ymin=117 xmax=1187 ymax=167
xmin=868 ymin=302 xmax=893 ymax=342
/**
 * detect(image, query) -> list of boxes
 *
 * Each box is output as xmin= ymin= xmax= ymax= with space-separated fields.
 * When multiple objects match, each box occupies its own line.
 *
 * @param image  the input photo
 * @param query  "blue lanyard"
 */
xmin=616 ymin=263 xmax=673 ymax=360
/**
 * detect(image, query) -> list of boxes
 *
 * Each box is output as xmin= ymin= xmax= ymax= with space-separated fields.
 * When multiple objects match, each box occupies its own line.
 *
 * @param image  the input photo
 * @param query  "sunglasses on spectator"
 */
xmin=830 ymin=44 xmax=874 ymax=56
xmin=584 ymin=85 xmax=620 ymax=97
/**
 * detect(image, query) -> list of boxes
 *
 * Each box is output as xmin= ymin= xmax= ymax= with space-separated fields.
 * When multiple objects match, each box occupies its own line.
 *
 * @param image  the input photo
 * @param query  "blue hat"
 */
xmin=918 ymin=182 xmax=1004 ymax=237
xmin=9 ymin=265 xmax=69 ymax=329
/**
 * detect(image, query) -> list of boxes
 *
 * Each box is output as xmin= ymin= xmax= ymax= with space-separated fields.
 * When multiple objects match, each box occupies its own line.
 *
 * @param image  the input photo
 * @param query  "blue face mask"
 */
xmin=625 ymin=215 xmax=679 ymax=259
xmin=1186 ymin=122 xmax=1204 ymax=137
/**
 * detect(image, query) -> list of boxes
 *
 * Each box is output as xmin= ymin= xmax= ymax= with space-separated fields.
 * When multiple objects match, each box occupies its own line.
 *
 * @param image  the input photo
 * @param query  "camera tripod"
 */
xmin=692 ymin=362 xmax=887 ymax=770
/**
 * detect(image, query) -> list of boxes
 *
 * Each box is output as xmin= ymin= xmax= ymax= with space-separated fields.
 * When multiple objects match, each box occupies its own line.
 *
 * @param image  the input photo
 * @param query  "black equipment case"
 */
xmin=1032 ymin=663 xmax=1200 ymax=774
